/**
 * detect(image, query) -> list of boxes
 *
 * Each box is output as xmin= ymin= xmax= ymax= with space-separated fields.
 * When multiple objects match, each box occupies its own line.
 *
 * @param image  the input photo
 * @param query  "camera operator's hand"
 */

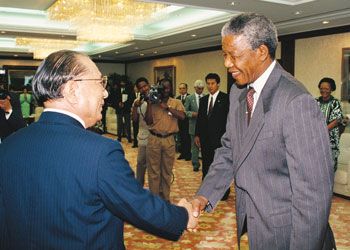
xmin=134 ymin=99 xmax=142 ymax=107
xmin=159 ymin=102 xmax=168 ymax=110
xmin=0 ymin=96 xmax=12 ymax=113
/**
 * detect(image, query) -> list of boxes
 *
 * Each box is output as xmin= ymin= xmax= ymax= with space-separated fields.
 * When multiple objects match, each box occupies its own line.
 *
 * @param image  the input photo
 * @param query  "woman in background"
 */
xmin=316 ymin=77 xmax=343 ymax=172
xmin=20 ymin=85 xmax=32 ymax=118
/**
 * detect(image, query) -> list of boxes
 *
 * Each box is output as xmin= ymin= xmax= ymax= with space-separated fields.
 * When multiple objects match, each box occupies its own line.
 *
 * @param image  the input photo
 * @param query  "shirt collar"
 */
xmin=44 ymin=108 xmax=86 ymax=128
xmin=209 ymin=90 xmax=220 ymax=99
xmin=248 ymin=60 xmax=276 ymax=95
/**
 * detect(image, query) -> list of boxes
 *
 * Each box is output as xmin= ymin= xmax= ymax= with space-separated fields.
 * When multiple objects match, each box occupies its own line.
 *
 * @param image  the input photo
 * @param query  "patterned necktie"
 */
xmin=208 ymin=96 xmax=213 ymax=115
xmin=246 ymin=87 xmax=255 ymax=125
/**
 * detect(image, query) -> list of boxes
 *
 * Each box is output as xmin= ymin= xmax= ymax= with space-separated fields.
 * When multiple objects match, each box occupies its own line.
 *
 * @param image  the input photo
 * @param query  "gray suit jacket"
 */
xmin=184 ymin=93 xmax=200 ymax=135
xmin=197 ymin=63 xmax=334 ymax=250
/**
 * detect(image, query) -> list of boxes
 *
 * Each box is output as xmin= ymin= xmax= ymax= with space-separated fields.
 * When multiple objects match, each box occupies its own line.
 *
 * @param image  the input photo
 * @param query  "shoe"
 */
xmin=128 ymin=139 xmax=132 ymax=143
xmin=132 ymin=145 xmax=138 ymax=148
xmin=193 ymin=167 xmax=199 ymax=172
xmin=177 ymin=155 xmax=184 ymax=160
xmin=185 ymin=157 xmax=191 ymax=161
xmin=117 ymin=138 xmax=122 ymax=142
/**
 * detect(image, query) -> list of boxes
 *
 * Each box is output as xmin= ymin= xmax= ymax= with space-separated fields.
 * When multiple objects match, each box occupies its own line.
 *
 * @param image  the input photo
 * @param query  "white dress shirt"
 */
xmin=248 ymin=60 xmax=276 ymax=114
xmin=207 ymin=90 xmax=219 ymax=114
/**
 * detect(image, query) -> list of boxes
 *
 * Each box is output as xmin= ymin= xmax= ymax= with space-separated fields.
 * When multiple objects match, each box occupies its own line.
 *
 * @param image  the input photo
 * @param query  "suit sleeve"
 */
xmin=6 ymin=109 xmax=27 ymax=131
xmin=195 ymin=98 xmax=205 ymax=137
xmin=184 ymin=97 xmax=193 ymax=118
xmin=283 ymin=94 xmax=334 ymax=249
xmin=196 ymin=105 xmax=234 ymax=212
xmin=97 ymin=141 xmax=188 ymax=241
xmin=0 ymin=187 xmax=9 ymax=249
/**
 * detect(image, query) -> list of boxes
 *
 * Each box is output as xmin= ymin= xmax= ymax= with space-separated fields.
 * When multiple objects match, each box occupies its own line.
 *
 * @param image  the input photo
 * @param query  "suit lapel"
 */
xmin=235 ymin=96 xmax=265 ymax=170
xmin=234 ymin=63 xmax=282 ymax=172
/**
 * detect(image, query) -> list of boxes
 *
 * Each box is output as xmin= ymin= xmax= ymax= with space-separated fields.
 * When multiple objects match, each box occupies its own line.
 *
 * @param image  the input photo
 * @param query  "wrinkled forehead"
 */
xmin=77 ymin=55 xmax=101 ymax=77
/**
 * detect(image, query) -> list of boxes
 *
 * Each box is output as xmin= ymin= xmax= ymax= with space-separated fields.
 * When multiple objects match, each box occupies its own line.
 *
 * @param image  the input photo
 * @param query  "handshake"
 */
xmin=177 ymin=196 xmax=209 ymax=231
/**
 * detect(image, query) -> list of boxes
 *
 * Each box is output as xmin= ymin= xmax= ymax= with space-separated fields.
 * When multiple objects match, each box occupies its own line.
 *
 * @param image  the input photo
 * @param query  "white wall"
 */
xmin=295 ymin=32 xmax=350 ymax=99
xmin=127 ymin=50 xmax=228 ymax=96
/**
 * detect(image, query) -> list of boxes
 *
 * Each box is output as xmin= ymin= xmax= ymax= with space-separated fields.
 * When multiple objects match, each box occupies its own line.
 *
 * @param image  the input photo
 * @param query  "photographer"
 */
xmin=0 ymin=87 xmax=26 ymax=143
xmin=145 ymin=78 xmax=185 ymax=201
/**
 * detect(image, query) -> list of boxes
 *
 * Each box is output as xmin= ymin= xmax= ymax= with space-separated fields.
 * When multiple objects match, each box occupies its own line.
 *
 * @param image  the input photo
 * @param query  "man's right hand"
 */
xmin=191 ymin=196 xmax=208 ymax=218
xmin=134 ymin=99 xmax=142 ymax=107
xmin=194 ymin=136 xmax=201 ymax=148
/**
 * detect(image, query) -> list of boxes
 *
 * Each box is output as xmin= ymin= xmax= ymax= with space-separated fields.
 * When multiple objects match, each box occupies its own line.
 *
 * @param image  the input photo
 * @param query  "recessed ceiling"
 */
xmin=0 ymin=0 xmax=349 ymax=62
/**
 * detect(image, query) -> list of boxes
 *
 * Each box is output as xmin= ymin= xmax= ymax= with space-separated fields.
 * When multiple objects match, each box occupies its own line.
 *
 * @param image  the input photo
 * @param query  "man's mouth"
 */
xmin=231 ymin=71 xmax=240 ymax=78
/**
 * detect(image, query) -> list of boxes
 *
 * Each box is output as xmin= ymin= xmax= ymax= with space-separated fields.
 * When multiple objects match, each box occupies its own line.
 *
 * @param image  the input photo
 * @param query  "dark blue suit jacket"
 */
xmin=0 ymin=111 xmax=187 ymax=249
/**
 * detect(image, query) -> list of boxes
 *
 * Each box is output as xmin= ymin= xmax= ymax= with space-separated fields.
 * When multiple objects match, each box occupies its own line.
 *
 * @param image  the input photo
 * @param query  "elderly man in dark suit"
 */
xmin=194 ymin=73 xmax=230 ymax=200
xmin=0 ymin=50 xmax=197 ymax=250
xmin=191 ymin=13 xmax=335 ymax=250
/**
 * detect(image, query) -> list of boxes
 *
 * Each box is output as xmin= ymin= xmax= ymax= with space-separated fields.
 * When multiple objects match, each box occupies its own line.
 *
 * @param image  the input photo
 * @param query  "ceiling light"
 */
xmin=16 ymin=37 xmax=83 ymax=59
xmin=115 ymin=51 xmax=119 ymax=54
xmin=191 ymin=34 xmax=196 ymax=37
xmin=159 ymin=41 xmax=164 ymax=44
xmin=14 ymin=54 xmax=18 ymax=57
xmin=98 ymin=55 xmax=101 ymax=58
xmin=294 ymin=11 xmax=301 ymax=15
xmin=134 ymin=47 xmax=139 ymax=50
xmin=140 ymin=53 xmax=144 ymax=56
xmin=153 ymin=51 xmax=158 ymax=54
xmin=47 ymin=0 xmax=168 ymax=43
xmin=322 ymin=20 xmax=330 ymax=24
xmin=230 ymin=1 xmax=235 ymax=6
xmin=1 ymin=31 xmax=5 ymax=34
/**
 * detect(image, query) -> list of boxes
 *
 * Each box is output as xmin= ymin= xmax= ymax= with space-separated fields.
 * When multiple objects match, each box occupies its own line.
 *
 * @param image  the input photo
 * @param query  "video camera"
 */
xmin=0 ymin=89 xmax=9 ymax=100
xmin=140 ymin=84 xmax=164 ymax=104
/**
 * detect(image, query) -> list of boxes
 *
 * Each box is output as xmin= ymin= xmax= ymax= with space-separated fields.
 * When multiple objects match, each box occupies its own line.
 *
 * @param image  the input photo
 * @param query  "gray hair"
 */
xmin=194 ymin=79 xmax=204 ymax=88
xmin=221 ymin=13 xmax=278 ymax=59
xmin=32 ymin=50 xmax=89 ymax=105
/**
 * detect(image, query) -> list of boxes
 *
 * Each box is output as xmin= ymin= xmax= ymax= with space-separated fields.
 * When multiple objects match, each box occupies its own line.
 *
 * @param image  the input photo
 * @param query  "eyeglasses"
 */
xmin=74 ymin=76 xmax=108 ymax=89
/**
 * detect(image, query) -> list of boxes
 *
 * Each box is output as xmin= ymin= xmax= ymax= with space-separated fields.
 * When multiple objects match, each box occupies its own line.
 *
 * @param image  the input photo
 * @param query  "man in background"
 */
xmin=184 ymin=79 xmax=204 ymax=171
xmin=176 ymin=83 xmax=191 ymax=161
xmin=132 ymin=83 xmax=140 ymax=148
xmin=132 ymin=77 xmax=150 ymax=186
xmin=0 ymin=50 xmax=196 ymax=250
xmin=195 ymin=73 xmax=230 ymax=200
xmin=0 ymin=83 xmax=26 ymax=142
xmin=115 ymin=77 xmax=135 ymax=142
xmin=191 ymin=13 xmax=335 ymax=250
xmin=145 ymin=79 xmax=185 ymax=201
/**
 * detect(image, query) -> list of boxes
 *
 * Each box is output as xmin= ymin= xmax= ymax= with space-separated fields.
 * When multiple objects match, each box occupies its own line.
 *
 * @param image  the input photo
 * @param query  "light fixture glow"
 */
xmin=47 ymin=0 xmax=168 ymax=43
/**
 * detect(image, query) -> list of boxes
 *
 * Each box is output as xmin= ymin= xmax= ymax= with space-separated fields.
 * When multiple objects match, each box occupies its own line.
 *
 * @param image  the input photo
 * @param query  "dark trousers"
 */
xmin=117 ymin=113 xmax=131 ymax=141
xmin=202 ymin=142 xmax=230 ymax=200
xmin=132 ymin=120 xmax=139 ymax=146
xmin=178 ymin=131 xmax=191 ymax=158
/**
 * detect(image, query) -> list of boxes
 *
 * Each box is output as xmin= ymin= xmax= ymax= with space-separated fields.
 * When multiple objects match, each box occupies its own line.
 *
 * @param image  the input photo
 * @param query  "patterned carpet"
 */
xmin=112 ymin=137 xmax=350 ymax=250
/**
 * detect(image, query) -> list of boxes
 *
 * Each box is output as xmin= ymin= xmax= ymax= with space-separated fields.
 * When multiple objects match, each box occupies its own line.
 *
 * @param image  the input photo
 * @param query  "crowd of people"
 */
xmin=1 ymin=12 xmax=349 ymax=250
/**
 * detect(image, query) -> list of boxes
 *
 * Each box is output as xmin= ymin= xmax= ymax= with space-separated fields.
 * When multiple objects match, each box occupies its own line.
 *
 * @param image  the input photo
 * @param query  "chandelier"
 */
xmin=47 ymin=0 xmax=167 ymax=43
xmin=16 ymin=38 xmax=83 ymax=59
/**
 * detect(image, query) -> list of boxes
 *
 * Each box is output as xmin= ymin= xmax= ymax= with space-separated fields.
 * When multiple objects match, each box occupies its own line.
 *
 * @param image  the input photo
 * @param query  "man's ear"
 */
xmin=62 ymin=80 xmax=79 ymax=104
xmin=257 ymin=44 xmax=270 ymax=62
